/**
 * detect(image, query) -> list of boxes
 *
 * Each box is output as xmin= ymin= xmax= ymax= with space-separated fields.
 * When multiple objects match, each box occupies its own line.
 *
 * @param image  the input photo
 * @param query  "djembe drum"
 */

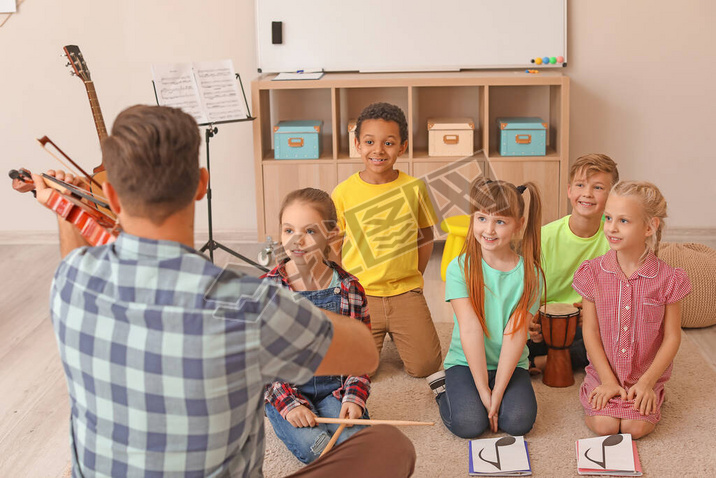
xmin=539 ymin=303 xmax=579 ymax=387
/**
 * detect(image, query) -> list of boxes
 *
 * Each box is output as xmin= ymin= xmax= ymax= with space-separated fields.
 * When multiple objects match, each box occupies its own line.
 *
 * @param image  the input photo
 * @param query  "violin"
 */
xmin=10 ymin=168 xmax=119 ymax=246
xmin=8 ymin=46 xmax=117 ymax=246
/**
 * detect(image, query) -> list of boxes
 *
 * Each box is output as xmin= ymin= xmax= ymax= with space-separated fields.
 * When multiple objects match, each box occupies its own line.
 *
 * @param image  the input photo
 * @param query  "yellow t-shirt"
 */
xmin=541 ymin=215 xmax=610 ymax=304
xmin=332 ymin=171 xmax=437 ymax=296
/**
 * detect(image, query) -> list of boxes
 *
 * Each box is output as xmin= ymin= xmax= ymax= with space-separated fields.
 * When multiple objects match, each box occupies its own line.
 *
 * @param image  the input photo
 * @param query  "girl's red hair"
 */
xmin=461 ymin=177 xmax=545 ymax=336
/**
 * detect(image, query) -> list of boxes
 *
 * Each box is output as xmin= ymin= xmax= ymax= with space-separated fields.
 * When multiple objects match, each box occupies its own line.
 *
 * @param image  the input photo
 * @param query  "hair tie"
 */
xmin=516 ymin=185 xmax=527 ymax=194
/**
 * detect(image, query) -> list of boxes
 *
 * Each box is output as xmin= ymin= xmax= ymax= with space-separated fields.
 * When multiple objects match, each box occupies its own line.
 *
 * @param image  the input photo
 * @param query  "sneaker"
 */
xmin=426 ymin=370 xmax=446 ymax=397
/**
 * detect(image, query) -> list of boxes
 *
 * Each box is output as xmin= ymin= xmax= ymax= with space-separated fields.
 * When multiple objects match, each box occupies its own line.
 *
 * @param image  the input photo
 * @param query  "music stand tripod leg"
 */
xmin=197 ymin=125 xmax=269 ymax=272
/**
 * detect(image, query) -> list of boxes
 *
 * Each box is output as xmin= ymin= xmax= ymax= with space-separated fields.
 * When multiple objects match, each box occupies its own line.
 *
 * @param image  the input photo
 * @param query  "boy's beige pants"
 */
xmin=367 ymin=288 xmax=443 ymax=377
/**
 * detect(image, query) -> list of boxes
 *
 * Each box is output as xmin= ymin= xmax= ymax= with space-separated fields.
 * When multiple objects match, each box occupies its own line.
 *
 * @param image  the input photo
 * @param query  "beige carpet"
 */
xmin=263 ymin=323 xmax=716 ymax=477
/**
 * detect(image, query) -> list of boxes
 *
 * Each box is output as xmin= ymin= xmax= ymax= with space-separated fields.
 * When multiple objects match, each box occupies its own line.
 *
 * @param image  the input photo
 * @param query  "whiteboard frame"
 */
xmin=255 ymin=0 xmax=567 ymax=74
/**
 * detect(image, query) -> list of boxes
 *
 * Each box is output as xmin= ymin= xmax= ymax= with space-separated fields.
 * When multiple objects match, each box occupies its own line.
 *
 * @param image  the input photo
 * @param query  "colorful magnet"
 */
xmin=549 ymin=57 xmax=557 ymax=64
xmin=535 ymin=57 xmax=543 ymax=65
xmin=557 ymin=56 xmax=564 ymax=63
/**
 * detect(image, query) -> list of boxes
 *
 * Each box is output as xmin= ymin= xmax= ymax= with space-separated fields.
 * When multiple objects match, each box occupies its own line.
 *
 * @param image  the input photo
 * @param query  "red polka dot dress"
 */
xmin=572 ymin=249 xmax=691 ymax=423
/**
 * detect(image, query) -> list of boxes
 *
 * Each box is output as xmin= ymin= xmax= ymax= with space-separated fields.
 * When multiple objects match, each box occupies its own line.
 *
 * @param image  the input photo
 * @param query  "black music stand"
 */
xmin=152 ymin=73 xmax=268 ymax=271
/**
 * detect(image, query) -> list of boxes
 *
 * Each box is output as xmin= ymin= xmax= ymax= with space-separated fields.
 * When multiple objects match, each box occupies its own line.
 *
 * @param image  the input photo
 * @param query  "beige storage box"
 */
xmin=348 ymin=119 xmax=360 ymax=158
xmin=428 ymin=117 xmax=476 ymax=157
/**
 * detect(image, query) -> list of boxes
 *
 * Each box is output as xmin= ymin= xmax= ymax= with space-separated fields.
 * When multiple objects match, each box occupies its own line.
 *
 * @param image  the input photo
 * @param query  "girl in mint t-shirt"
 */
xmin=427 ymin=178 xmax=544 ymax=438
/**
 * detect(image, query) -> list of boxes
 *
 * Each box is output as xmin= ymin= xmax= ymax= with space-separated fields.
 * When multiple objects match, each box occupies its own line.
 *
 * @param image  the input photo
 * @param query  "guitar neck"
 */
xmin=85 ymin=80 xmax=107 ymax=142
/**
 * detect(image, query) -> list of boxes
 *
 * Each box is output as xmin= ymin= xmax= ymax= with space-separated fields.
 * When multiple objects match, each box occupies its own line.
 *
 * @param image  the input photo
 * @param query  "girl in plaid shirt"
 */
xmin=263 ymin=188 xmax=372 ymax=464
xmin=573 ymin=181 xmax=691 ymax=439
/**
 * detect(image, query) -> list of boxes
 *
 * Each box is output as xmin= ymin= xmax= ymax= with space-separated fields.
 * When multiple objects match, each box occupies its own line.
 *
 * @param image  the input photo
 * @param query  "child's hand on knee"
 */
xmin=285 ymin=405 xmax=317 ymax=428
xmin=589 ymin=383 xmax=627 ymax=410
xmin=339 ymin=402 xmax=364 ymax=427
xmin=628 ymin=381 xmax=657 ymax=416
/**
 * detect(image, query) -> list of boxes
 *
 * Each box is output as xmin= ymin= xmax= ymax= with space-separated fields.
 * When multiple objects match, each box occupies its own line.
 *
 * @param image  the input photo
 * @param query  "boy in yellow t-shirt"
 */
xmin=529 ymin=153 xmax=620 ymax=372
xmin=332 ymin=102 xmax=442 ymax=378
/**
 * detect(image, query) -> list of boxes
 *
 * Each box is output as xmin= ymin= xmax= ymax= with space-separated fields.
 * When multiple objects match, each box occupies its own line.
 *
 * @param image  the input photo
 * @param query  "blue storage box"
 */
xmin=497 ymin=117 xmax=547 ymax=156
xmin=274 ymin=120 xmax=323 ymax=159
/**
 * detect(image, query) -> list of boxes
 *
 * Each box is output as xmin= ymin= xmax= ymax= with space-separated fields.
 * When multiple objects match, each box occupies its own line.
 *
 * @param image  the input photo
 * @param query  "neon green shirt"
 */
xmin=541 ymin=215 xmax=609 ymax=304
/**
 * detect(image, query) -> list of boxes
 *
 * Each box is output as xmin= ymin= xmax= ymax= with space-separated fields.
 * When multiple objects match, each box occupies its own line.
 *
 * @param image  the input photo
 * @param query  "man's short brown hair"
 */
xmin=569 ymin=153 xmax=619 ymax=186
xmin=101 ymin=105 xmax=201 ymax=224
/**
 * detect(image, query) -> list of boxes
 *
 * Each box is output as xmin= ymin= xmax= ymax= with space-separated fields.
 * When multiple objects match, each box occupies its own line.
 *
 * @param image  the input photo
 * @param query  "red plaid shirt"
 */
xmin=262 ymin=260 xmax=372 ymax=417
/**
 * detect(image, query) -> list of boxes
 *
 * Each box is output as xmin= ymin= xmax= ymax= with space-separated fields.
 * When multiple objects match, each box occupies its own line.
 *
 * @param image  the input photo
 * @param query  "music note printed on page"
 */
xmin=575 ymin=433 xmax=641 ymax=476
xmin=152 ymin=60 xmax=248 ymax=125
xmin=468 ymin=436 xmax=531 ymax=476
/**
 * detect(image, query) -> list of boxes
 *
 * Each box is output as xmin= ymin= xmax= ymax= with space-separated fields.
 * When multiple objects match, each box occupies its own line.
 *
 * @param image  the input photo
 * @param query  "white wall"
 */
xmin=2 ymin=0 xmax=714 ymax=239
xmin=1 ymin=0 xmax=258 ymax=237
xmin=567 ymin=1 xmax=715 ymax=228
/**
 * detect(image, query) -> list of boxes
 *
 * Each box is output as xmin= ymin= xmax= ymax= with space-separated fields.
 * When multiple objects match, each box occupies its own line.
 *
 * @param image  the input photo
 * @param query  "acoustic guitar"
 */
xmin=62 ymin=45 xmax=111 ymax=215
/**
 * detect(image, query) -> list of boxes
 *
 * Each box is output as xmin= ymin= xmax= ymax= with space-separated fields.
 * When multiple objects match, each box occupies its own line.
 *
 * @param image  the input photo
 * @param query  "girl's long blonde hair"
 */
xmin=461 ymin=177 xmax=545 ymax=337
xmin=610 ymin=181 xmax=667 ymax=259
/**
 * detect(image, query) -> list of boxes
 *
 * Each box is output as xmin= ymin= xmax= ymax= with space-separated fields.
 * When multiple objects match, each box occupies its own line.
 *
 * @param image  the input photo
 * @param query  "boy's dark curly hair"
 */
xmin=355 ymin=102 xmax=408 ymax=144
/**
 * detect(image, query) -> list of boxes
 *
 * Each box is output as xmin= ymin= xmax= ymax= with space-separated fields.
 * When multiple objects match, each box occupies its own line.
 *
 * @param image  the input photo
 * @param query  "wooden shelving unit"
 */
xmin=252 ymin=71 xmax=569 ymax=239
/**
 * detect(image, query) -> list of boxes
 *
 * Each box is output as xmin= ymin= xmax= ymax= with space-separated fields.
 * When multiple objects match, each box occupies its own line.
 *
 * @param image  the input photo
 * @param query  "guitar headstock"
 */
xmin=63 ymin=45 xmax=92 ymax=82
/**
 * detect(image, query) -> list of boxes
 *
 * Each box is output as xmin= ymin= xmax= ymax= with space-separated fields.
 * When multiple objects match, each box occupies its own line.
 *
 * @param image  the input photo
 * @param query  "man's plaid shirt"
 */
xmin=50 ymin=234 xmax=333 ymax=477
xmin=262 ymin=260 xmax=371 ymax=416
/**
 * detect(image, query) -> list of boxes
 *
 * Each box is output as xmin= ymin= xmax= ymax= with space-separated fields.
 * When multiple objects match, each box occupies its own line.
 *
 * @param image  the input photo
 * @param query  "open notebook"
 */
xmin=576 ymin=434 xmax=643 ymax=476
xmin=469 ymin=436 xmax=531 ymax=476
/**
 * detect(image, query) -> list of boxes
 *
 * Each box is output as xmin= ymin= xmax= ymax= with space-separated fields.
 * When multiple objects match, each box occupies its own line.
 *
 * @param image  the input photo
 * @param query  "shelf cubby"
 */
xmin=252 ymin=72 xmax=569 ymax=239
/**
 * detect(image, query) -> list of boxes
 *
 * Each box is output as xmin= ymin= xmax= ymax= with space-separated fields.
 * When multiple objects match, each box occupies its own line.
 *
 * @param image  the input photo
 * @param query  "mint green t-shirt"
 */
xmin=443 ymin=255 xmax=541 ymax=371
xmin=541 ymin=215 xmax=610 ymax=305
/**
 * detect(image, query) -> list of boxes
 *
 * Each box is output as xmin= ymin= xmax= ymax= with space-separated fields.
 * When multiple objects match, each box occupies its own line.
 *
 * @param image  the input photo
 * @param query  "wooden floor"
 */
xmin=0 ymin=239 xmax=714 ymax=477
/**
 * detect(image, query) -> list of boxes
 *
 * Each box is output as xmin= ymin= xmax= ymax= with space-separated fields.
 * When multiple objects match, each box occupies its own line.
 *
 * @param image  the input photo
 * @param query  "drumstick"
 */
xmin=319 ymin=423 xmax=347 ymax=457
xmin=314 ymin=417 xmax=434 ymax=426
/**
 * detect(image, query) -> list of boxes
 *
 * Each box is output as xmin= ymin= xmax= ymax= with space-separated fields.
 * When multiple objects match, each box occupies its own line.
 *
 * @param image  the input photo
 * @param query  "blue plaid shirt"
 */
xmin=50 ymin=234 xmax=333 ymax=477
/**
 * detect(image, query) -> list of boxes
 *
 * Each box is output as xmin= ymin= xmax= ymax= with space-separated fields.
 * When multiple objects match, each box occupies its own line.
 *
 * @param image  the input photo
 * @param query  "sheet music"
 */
xmin=194 ymin=60 xmax=247 ymax=122
xmin=0 ymin=0 xmax=16 ymax=13
xmin=152 ymin=63 xmax=208 ymax=124
xmin=152 ymin=60 xmax=247 ymax=125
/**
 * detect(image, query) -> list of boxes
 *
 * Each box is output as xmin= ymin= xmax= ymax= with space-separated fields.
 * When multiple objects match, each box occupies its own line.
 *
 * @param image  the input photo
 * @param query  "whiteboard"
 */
xmin=256 ymin=0 xmax=567 ymax=73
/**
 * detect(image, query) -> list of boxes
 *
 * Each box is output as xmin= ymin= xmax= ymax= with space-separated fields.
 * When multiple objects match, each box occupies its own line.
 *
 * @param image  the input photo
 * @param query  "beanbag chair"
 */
xmin=659 ymin=242 xmax=716 ymax=328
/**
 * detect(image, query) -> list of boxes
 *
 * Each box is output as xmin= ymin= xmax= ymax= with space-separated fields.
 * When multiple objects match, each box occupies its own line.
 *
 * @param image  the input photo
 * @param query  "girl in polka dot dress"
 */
xmin=572 ymin=181 xmax=691 ymax=439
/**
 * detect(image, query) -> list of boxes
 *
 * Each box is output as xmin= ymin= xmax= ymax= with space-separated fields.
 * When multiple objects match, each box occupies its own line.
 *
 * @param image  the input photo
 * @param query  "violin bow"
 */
xmin=9 ymin=168 xmax=110 ymax=210
xmin=35 ymin=136 xmax=109 ymax=203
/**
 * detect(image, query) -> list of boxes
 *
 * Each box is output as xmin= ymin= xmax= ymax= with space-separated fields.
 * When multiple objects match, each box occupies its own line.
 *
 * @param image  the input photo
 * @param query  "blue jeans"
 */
xmin=436 ymin=366 xmax=537 ymax=438
xmin=266 ymin=376 xmax=370 ymax=464
xmin=267 ymin=285 xmax=369 ymax=464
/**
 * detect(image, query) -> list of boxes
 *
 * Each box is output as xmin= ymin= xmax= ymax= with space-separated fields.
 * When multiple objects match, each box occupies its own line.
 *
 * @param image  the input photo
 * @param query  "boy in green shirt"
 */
xmin=529 ymin=153 xmax=620 ymax=372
